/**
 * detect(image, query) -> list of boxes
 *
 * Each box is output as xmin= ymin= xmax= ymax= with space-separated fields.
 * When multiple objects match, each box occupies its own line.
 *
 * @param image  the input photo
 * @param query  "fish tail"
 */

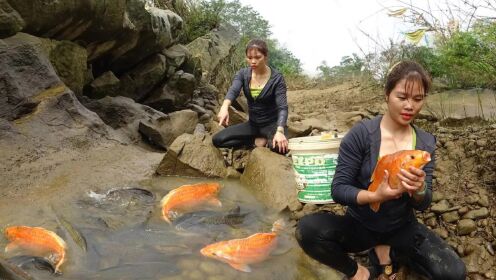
xmin=370 ymin=202 xmax=381 ymax=212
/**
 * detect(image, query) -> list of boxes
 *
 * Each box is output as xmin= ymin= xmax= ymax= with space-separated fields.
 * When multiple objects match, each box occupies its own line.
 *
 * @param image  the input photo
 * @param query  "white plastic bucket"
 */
xmin=288 ymin=133 xmax=345 ymax=204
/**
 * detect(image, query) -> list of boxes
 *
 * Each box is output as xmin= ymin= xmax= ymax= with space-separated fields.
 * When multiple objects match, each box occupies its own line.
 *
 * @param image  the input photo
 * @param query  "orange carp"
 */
xmin=200 ymin=219 xmax=284 ymax=272
xmin=160 ymin=182 xmax=222 ymax=223
xmin=368 ymin=150 xmax=431 ymax=212
xmin=4 ymin=226 xmax=67 ymax=273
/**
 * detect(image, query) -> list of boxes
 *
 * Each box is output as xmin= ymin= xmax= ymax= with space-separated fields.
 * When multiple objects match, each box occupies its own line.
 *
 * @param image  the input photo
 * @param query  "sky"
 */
xmin=237 ymin=0 xmax=495 ymax=76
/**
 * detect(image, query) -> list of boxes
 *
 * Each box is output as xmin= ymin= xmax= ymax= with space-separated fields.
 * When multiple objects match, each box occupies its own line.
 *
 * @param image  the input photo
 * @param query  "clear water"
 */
xmin=0 ymin=177 xmax=330 ymax=280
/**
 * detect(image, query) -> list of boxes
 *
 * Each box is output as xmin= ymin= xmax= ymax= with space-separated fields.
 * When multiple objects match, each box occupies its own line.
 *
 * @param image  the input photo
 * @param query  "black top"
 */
xmin=225 ymin=67 xmax=288 ymax=127
xmin=331 ymin=116 xmax=436 ymax=232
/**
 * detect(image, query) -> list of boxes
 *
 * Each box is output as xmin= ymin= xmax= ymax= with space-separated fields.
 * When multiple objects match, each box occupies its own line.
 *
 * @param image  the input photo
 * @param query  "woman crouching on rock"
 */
xmin=296 ymin=61 xmax=466 ymax=280
xmin=212 ymin=39 xmax=289 ymax=154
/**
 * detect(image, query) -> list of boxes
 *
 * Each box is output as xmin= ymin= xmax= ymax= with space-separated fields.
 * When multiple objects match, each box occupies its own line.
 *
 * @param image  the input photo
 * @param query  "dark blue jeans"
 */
xmin=296 ymin=212 xmax=466 ymax=279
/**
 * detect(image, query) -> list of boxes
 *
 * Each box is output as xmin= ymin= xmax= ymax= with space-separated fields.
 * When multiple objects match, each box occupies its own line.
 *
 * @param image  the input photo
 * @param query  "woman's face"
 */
xmin=387 ymin=78 xmax=425 ymax=126
xmin=246 ymin=48 xmax=266 ymax=71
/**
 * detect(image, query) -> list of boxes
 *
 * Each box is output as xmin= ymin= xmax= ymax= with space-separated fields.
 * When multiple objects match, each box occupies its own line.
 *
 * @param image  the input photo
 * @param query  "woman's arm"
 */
xmin=274 ymin=75 xmax=288 ymax=127
xmin=225 ymin=69 xmax=244 ymax=102
xmin=331 ymin=124 xmax=367 ymax=206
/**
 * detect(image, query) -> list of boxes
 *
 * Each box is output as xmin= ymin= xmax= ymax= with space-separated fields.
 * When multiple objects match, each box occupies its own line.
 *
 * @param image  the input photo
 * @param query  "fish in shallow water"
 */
xmin=173 ymin=206 xmax=249 ymax=231
xmin=160 ymin=182 xmax=222 ymax=223
xmin=200 ymin=219 xmax=284 ymax=272
xmin=4 ymin=226 xmax=67 ymax=274
xmin=368 ymin=150 xmax=431 ymax=212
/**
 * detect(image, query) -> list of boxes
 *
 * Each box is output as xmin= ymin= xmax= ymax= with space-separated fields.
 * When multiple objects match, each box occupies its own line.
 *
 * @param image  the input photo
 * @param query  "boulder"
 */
xmin=144 ymin=70 xmax=196 ymax=112
xmin=186 ymin=24 xmax=239 ymax=82
xmin=86 ymin=71 xmax=120 ymax=99
xmin=119 ymin=53 xmax=167 ymax=101
xmin=240 ymin=147 xmax=300 ymax=212
xmin=288 ymin=121 xmax=313 ymax=138
xmin=299 ymin=118 xmax=331 ymax=132
xmin=156 ymin=133 xmax=227 ymax=177
xmin=8 ymin=0 xmax=182 ymax=73
xmin=0 ymin=0 xmax=24 ymax=38
xmin=162 ymin=44 xmax=190 ymax=76
xmin=231 ymin=91 xmax=249 ymax=113
xmin=81 ymin=95 xmax=166 ymax=143
xmin=138 ymin=109 xmax=198 ymax=149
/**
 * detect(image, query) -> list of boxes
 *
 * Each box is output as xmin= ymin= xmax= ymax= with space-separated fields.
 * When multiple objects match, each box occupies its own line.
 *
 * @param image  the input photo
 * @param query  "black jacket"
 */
xmin=225 ymin=67 xmax=288 ymax=127
xmin=331 ymin=115 xmax=436 ymax=232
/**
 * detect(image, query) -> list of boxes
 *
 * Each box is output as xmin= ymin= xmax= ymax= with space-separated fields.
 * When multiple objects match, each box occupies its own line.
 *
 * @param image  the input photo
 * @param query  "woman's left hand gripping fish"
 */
xmin=160 ymin=182 xmax=222 ymax=223
xmin=4 ymin=226 xmax=67 ymax=274
xmin=200 ymin=219 xmax=284 ymax=272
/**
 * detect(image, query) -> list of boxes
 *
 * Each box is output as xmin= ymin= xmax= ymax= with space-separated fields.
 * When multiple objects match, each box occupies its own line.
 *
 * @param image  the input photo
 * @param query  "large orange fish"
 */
xmin=200 ymin=219 xmax=284 ymax=272
xmin=4 ymin=226 xmax=67 ymax=273
xmin=368 ymin=150 xmax=431 ymax=212
xmin=160 ymin=182 xmax=222 ymax=223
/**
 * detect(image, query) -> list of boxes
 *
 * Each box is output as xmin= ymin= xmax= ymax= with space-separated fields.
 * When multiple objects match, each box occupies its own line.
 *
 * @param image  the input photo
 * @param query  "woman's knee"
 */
xmin=427 ymin=251 xmax=466 ymax=280
xmin=212 ymin=132 xmax=224 ymax=147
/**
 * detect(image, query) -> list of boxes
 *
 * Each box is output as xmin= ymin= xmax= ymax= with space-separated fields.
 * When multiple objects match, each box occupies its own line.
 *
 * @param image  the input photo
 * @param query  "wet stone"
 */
xmin=478 ymin=195 xmax=490 ymax=207
xmin=442 ymin=211 xmax=460 ymax=223
xmin=463 ymin=207 xmax=489 ymax=220
xmin=431 ymin=191 xmax=445 ymax=203
xmin=458 ymin=206 xmax=469 ymax=215
xmin=466 ymin=194 xmax=480 ymax=205
xmin=177 ymin=258 xmax=200 ymax=270
xmin=433 ymin=227 xmax=449 ymax=239
xmin=425 ymin=217 xmax=437 ymax=227
xmin=199 ymin=261 xmax=222 ymax=275
xmin=430 ymin=199 xmax=450 ymax=214
xmin=457 ymin=219 xmax=477 ymax=236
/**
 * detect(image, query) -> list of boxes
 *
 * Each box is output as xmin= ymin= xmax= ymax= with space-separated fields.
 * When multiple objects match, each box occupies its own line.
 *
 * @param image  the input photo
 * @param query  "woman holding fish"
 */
xmin=212 ymin=39 xmax=289 ymax=154
xmin=296 ymin=61 xmax=466 ymax=280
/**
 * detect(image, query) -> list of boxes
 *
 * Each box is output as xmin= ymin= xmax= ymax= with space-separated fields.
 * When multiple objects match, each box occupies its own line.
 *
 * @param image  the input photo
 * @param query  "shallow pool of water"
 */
xmin=0 ymin=176 xmax=327 ymax=280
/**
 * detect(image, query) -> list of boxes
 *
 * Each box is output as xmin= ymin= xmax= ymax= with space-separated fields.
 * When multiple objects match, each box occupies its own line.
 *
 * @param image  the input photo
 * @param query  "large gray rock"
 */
xmin=86 ymin=71 xmax=121 ymax=99
xmin=8 ymin=0 xmax=182 ymax=73
xmin=138 ymin=109 xmax=198 ymax=149
xmin=42 ymin=38 xmax=88 ymax=94
xmin=0 ymin=0 xmax=24 ymax=38
xmin=186 ymin=24 xmax=239 ymax=82
xmin=156 ymin=133 xmax=227 ymax=177
xmin=119 ymin=53 xmax=167 ymax=101
xmin=144 ymin=70 xmax=196 ymax=112
xmin=240 ymin=147 xmax=300 ymax=212
xmin=228 ymin=106 xmax=247 ymax=125
xmin=162 ymin=44 xmax=190 ymax=76
xmin=81 ymin=95 xmax=166 ymax=143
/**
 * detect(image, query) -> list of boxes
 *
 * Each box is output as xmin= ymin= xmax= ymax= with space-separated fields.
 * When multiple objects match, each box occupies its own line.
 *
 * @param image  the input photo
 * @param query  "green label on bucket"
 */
xmin=292 ymin=154 xmax=338 ymax=203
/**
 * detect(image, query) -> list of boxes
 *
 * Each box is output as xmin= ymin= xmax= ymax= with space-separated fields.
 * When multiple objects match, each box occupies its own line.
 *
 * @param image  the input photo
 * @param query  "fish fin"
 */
xmin=207 ymin=198 xmax=222 ymax=207
xmin=5 ymin=241 xmax=21 ymax=253
xmin=370 ymin=202 xmax=381 ymax=212
xmin=229 ymin=262 xmax=252 ymax=272
xmin=162 ymin=212 xmax=172 ymax=224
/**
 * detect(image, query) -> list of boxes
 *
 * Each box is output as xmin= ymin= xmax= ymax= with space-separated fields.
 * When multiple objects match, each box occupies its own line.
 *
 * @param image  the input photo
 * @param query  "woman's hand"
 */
xmin=217 ymin=105 xmax=229 ymax=126
xmin=272 ymin=131 xmax=288 ymax=154
xmin=397 ymin=167 xmax=426 ymax=196
xmin=373 ymin=170 xmax=404 ymax=202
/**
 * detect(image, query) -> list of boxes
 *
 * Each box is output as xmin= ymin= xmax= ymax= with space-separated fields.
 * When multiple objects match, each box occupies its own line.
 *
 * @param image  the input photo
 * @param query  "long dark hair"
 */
xmin=245 ymin=39 xmax=269 ymax=56
xmin=385 ymin=61 xmax=431 ymax=96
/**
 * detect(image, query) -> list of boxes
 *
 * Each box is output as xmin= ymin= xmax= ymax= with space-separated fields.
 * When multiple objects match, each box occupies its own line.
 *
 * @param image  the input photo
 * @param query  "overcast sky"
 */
xmin=237 ymin=0 xmax=495 ymax=76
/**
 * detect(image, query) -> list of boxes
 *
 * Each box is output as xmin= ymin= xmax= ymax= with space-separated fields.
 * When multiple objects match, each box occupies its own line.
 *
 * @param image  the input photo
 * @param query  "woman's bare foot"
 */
xmin=254 ymin=137 xmax=267 ymax=147
xmin=351 ymin=263 xmax=370 ymax=280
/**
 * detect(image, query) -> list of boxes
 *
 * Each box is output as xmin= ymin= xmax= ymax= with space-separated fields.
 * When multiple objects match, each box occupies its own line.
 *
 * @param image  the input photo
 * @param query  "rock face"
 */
xmin=156 ymin=133 xmax=227 ymax=177
xmin=240 ymin=147 xmax=300 ymax=212
xmin=7 ymin=0 xmax=183 ymax=74
xmin=0 ymin=0 xmax=25 ymax=38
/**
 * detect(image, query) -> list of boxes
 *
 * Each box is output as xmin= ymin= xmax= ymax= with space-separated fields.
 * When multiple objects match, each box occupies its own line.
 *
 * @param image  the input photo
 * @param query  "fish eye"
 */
xmin=410 ymin=155 xmax=415 ymax=160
